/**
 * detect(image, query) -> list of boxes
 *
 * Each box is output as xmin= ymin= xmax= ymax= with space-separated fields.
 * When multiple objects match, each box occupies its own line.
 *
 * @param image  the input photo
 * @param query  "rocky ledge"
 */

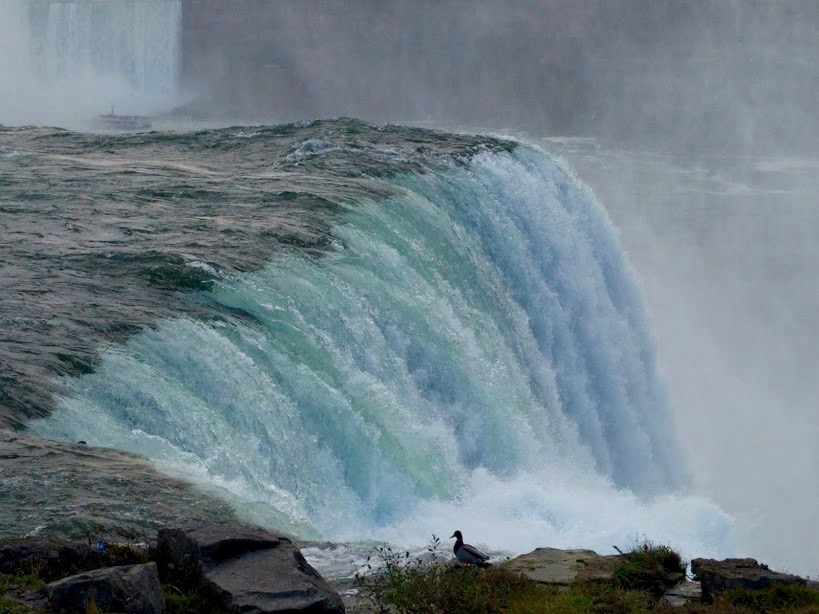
xmin=0 ymin=430 xmax=237 ymax=542
xmin=0 ymin=523 xmax=345 ymax=614
xmin=2 ymin=528 xmax=815 ymax=613
xmin=501 ymin=547 xmax=810 ymax=607
xmin=158 ymin=525 xmax=344 ymax=613
xmin=691 ymin=557 xmax=806 ymax=601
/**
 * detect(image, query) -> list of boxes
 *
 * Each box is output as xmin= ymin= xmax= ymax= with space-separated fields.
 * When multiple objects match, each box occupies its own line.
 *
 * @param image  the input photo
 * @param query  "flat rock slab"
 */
xmin=691 ymin=558 xmax=805 ymax=599
xmin=46 ymin=562 xmax=164 ymax=614
xmin=504 ymin=548 xmax=620 ymax=585
xmin=158 ymin=524 xmax=344 ymax=613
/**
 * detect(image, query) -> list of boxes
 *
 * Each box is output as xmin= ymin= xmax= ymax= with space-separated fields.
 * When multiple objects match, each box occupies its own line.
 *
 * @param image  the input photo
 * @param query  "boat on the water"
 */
xmin=95 ymin=113 xmax=152 ymax=131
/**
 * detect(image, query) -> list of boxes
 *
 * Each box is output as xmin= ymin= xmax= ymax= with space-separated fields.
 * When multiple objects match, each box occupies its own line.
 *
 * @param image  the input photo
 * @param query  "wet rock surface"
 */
xmin=0 ymin=430 xmax=236 ymax=541
xmin=158 ymin=524 xmax=345 ymax=613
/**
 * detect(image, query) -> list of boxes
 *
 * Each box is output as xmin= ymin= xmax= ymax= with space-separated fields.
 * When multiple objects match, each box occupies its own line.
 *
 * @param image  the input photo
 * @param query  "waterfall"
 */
xmin=0 ymin=0 xmax=182 ymax=123
xmin=30 ymin=142 xmax=733 ymax=558
xmin=27 ymin=0 xmax=182 ymax=96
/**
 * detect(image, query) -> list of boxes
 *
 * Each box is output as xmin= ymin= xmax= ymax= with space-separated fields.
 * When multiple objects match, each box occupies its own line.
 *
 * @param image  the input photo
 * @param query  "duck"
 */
xmin=450 ymin=530 xmax=491 ymax=567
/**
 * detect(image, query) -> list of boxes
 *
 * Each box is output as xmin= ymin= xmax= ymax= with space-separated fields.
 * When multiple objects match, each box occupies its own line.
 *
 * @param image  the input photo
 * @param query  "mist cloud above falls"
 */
xmin=181 ymin=0 xmax=819 ymax=154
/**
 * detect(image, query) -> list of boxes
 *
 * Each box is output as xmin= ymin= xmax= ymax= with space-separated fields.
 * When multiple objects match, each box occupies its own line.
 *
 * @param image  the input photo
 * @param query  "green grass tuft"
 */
xmin=162 ymin=587 xmax=230 ymax=614
xmin=506 ymin=582 xmax=650 ymax=614
xmin=163 ymin=589 xmax=210 ymax=614
xmin=358 ymin=559 xmax=652 ymax=614
xmin=612 ymin=540 xmax=687 ymax=594
xmin=0 ymin=597 xmax=37 ymax=614
xmin=719 ymin=583 xmax=819 ymax=612
xmin=0 ymin=542 xmax=150 ymax=584
xmin=0 ymin=566 xmax=46 ymax=592
xmin=359 ymin=563 xmax=536 ymax=614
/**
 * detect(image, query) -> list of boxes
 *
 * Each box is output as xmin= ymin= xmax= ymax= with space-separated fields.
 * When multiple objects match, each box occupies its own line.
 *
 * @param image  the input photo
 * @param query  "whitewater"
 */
xmin=0 ymin=119 xmax=734 ymax=568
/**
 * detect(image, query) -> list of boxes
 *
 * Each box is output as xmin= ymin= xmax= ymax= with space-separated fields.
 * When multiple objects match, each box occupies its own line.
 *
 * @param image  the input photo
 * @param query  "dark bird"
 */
xmin=450 ymin=530 xmax=491 ymax=567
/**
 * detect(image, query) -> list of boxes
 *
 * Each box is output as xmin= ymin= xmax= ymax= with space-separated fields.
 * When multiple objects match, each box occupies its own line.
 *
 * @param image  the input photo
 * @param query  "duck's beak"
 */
xmin=450 ymin=533 xmax=456 ymax=538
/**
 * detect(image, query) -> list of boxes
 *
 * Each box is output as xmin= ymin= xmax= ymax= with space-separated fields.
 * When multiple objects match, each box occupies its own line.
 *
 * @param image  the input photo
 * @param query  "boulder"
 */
xmin=691 ymin=558 xmax=805 ymax=600
xmin=157 ymin=524 xmax=344 ymax=613
xmin=0 ymin=538 xmax=148 ymax=581
xmin=504 ymin=548 xmax=619 ymax=585
xmin=46 ymin=562 xmax=164 ymax=614
xmin=0 ymin=538 xmax=93 ymax=577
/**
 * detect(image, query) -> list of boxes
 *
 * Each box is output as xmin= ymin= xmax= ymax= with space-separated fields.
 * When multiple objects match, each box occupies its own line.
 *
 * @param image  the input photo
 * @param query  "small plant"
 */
xmin=355 ymin=535 xmax=652 ymax=614
xmin=612 ymin=538 xmax=686 ymax=594
xmin=163 ymin=587 xmax=222 ymax=614
xmin=508 ymin=582 xmax=651 ymax=614
xmin=0 ymin=564 xmax=46 ymax=592
xmin=155 ymin=551 xmax=203 ymax=595
xmin=427 ymin=534 xmax=442 ymax=561
xmin=359 ymin=563 xmax=540 ymax=614
xmin=0 ymin=597 xmax=36 ymax=614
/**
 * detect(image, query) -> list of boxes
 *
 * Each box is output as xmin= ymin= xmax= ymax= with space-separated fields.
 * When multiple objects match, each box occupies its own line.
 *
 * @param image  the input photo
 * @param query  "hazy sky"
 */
xmin=3 ymin=0 xmax=817 ymax=152
xmin=180 ymin=0 xmax=819 ymax=153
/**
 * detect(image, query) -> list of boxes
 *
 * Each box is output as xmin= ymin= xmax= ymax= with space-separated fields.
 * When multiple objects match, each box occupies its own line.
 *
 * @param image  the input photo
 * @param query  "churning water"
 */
xmin=0 ymin=119 xmax=734 ymax=567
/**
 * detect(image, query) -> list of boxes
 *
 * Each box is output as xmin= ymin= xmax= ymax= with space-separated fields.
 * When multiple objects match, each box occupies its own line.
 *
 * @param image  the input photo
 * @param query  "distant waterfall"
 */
xmin=26 ymin=0 xmax=182 ymax=96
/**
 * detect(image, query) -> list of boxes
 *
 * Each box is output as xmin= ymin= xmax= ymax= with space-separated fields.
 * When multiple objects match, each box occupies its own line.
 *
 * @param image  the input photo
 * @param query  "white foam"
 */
xmin=286 ymin=139 xmax=341 ymax=163
xmin=304 ymin=468 xmax=736 ymax=580
xmin=186 ymin=260 xmax=221 ymax=276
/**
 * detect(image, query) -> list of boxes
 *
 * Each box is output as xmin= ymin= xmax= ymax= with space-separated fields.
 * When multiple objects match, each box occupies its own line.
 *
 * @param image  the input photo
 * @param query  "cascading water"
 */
xmin=28 ymin=131 xmax=732 ymax=560
xmin=28 ymin=0 xmax=181 ymax=95
xmin=0 ymin=0 xmax=181 ymax=123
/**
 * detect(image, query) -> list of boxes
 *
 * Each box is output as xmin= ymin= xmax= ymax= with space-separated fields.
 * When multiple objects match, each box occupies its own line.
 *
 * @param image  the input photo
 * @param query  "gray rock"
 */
xmin=0 ymin=537 xmax=151 ymax=583
xmin=157 ymin=524 xmax=344 ymax=613
xmin=46 ymin=562 xmax=164 ymax=614
xmin=0 ymin=538 xmax=93 ymax=577
xmin=504 ymin=547 xmax=619 ymax=585
xmin=691 ymin=558 xmax=805 ymax=600
xmin=0 ymin=430 xmax=237 ymax=542
xmin=662 ymin=580 xmax=702 ymax=607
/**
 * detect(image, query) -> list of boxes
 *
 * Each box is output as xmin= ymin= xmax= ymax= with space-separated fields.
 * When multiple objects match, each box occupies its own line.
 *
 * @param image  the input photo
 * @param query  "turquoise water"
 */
xmin=22 ymin=124 xmax=731 ymax=560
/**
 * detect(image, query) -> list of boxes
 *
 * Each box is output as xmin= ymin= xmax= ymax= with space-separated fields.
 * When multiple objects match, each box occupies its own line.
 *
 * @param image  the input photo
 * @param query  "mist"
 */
xmin=181 ymin=0 xmax=819 ymax=575
xmin=551 ymin=143 xmax=819 ymax=576
xmin=0 ymin=0 xmax=180 ymax=127
xmin=176 ymin=0 xmax=819 ymax=573
xmin=4 ymin=1 xmax=818 ymax=153
xmin=1 ymin=0 xmax=817 ymax=576
xmin=179 ymin=0 xmax=819 ymax=154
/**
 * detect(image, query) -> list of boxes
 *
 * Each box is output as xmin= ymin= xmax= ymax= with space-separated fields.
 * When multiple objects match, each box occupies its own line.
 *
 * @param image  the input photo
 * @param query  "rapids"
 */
xmin=3 ymin=120 xmax=735 ymax=562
